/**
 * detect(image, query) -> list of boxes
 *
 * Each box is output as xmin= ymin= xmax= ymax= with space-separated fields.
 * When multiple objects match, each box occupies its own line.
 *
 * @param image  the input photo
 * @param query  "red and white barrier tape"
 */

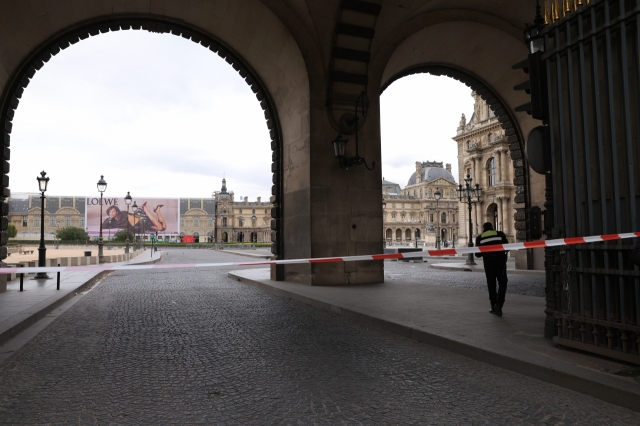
xmin=2 ymin=232 xmax=639 ymax=275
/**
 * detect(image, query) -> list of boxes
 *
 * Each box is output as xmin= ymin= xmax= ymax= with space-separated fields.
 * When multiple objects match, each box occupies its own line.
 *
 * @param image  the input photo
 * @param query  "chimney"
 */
xmin=446 ymin=163 xmax=452 ymax=173
xmin=257 ymin=196 xmax=261 ymax=204
xmin=415 ymin=162 xmax=422 ymax=184
xmin=244 ymin=196 xmax=248 ymax=203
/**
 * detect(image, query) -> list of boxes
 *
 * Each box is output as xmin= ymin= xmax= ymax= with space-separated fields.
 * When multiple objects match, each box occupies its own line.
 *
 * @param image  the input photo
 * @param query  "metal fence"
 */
xmin=542 ymin=0 xmax=640 ymax=363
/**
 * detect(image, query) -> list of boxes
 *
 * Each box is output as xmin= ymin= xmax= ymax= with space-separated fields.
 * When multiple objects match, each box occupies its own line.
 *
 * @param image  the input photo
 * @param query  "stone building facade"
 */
xmin=8 ymin=179 xmax=272 ymax=244
xmin=382 ymin=162 xmax=459 ymax=246
xmin=453 ymin=92 xmax=516 ymax=244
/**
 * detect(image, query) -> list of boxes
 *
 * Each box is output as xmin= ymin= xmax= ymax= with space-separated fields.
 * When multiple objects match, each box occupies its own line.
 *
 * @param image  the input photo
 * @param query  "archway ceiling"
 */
xmin=2 ymin=0 xmax=539 ymax=100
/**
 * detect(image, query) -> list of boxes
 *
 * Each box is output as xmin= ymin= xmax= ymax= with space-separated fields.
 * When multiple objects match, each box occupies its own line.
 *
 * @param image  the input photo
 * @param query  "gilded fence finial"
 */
xmin=543 ymin=0 xmax=550 ymax=24
xmin=565 ymin=0 xmax=571 ymax=14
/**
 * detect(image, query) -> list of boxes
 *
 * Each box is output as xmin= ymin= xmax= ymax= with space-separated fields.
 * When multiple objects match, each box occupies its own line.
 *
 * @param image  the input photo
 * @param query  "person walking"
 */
xmin=475 ymin=222 xmax=509 ymax=316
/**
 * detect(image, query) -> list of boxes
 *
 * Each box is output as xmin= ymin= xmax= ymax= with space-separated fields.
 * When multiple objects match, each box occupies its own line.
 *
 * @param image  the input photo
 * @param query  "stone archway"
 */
xmin=380 ymin=64 xmax=531 ymax=243
xmin=0 ymin=15 xmax=305 ymax=279
xmin=486 ymin=203 xmax=499 ymax=232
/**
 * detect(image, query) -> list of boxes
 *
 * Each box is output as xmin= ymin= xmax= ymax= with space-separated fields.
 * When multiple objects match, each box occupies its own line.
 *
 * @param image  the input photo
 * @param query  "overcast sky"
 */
xmin=10 ymin=30 xmax=474 ymax=200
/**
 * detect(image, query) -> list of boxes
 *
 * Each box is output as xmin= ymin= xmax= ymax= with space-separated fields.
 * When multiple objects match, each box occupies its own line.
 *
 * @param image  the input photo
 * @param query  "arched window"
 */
xmin=386 ymin=229 xmax=392 ymax=239
xmin=395 ymin=229 xmax=402 ymax=240
xmin=487 ymin=158 xmax=497 ymax=187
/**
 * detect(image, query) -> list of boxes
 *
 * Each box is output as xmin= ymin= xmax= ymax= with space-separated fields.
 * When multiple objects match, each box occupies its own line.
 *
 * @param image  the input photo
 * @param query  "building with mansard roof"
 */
xmin=7 ymin=179 xmax=272 ymax=244
xmin=382 ymin=161 xmax=459 ymax=247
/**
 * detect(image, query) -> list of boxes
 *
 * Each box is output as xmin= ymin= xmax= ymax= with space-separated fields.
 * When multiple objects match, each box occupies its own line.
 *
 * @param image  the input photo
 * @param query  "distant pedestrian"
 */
xmin=475 ymin=222 xmax=509 ymax=316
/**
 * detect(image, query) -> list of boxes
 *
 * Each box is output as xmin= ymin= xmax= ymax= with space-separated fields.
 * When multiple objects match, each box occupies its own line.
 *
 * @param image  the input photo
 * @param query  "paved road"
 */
xmin=0 ymin=249 xmax=635 ymax=425
xmin=384 ymin=260 xmax=546 ymax=297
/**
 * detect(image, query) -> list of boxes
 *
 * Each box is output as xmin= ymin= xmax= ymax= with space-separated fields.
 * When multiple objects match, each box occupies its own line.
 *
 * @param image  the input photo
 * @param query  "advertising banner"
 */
xmin=85 ymin=197 xmax=180 ymax=236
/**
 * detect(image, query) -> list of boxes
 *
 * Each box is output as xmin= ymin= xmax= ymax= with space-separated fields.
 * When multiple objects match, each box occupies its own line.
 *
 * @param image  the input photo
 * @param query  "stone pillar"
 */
xmin=502 ymin=197 xmax=510 ymax=236
xmin=504 ymin=150 xmax=511 ymax=184
xmin=496 ymin=151 xmax=502 ymax=183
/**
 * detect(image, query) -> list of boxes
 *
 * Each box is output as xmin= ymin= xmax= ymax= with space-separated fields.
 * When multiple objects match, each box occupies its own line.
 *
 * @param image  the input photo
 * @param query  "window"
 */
xmin=450 ymin=189 xmax=454 ymax=199
xmin=65 ymin=216 xmax=70 ymax=226
xmin=487 ymin=158 xmax=497 ymax=187
xmin=428 ymin=189 xmax=433 ymax=198
xmin=467 ymin=140 xmax=472 ymax=149
xmin=180 ymin=217 xmax=185 ymax=227
xmin=222 ymin=217 xmax=227 ymax=227
xmin=80 ymin=217 xmax=85 ymax=227
xmin=34 ymin=216 xmax=39 ymax=226
xmin=453 ymin=213 xmax=456 ymax=223
xmin=391 ymin=212 xmax=396 ymax=219
xmin=441 ymin=212 xmax=447 ymax=224
xmin=194 ymin=217 xmax=199 ymax=227
xmin=466 ymin=168 xmax=472 ymax=178
xmin=50 ymin=216 xmax=55 ymax=226
xmin=265 ymin=209 xmax=267 ymax=214
xmin=429 ymin=214 xmax=434 ymax=222
xmin=420 ymin=189 xmax=423 ymax=198
xmin=488 ymin=132 xmax=493 ymax=142
xmin=239 ymin=209 xmax=242 ymax=214
xmin=22 ymin=216 xmax=27 ymax=227
xmin=252 ymin=209 xmax=255 ymax=214
xmin=208 ymin=216 xmax=213 ymax=226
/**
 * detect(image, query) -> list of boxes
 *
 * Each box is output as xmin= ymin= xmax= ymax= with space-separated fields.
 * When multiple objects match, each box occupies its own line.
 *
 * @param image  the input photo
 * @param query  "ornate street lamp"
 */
xmin=124 ymin=192 xmax=132 ymax=254
xmin=97 ymin=175 xmax=107 ymax=263
xmin=434 ymin=188 xmax=442 ymax=250
xmin=132 ymin=201 xmax=138 ymax=250
xmin=54 ymin=219 xmax=60 ymax=249
xmin=34 ymin=171 xmax=50 ymax=279
xmin=142 ymin=216 xmax=146 ymax=249
xmin=330 ymin=91 xmax=375 ymax=171
xmin=457 ymin=173 xmax=482 ymax=265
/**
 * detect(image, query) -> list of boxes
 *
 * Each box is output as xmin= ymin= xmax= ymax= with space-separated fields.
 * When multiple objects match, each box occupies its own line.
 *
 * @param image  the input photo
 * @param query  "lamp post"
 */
xmin=133 ymin=201 xmax=139 ymax=250
xmin=35 ymin=171 xmax=50 ymax=279
xmin=107 ymin=218 xmax=112 ymax=248
xmin=434 ymin=188 xmax=442 ymax=250
xmin=124 ymin=192 xmax=132 ymax=254
xmin=142 ymin=217 xmax=146 ymax=249
xmin=457 ymin=173 xmax=482 ymax=265
xmin=382 ymin=198 xmax=387 ymax=248
xmin=97 ymin=175 xmax=107 ymax=263
xmin=54 ymin=219 xmax=60 ymax=249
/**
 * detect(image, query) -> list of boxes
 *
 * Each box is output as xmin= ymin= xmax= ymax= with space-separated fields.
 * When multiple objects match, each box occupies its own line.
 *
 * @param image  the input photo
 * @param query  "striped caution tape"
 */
xmin=2 ymin=232 xmax=639 ymax=275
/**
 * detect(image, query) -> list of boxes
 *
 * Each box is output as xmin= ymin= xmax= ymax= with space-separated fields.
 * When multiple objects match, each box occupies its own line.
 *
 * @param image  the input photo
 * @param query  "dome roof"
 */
xmin=407 ymin=166 xmax=456 ymax=186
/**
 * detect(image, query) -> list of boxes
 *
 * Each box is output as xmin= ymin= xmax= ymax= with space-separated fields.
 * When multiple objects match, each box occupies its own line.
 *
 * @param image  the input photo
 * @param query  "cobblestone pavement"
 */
xmin=0 ymin=249 xmax=635 ymax=425
xmin=385 ymin=260 xmax=546 ymax=297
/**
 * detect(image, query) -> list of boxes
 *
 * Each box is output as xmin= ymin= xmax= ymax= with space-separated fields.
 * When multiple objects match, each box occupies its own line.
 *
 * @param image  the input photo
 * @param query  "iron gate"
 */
xmin=542 ymin=0 xmax=640 ymax=363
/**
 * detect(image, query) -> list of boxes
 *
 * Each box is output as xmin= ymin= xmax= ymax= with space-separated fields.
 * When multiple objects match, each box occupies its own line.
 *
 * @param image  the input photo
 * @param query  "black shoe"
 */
xmin=490 ymin=305 xmax=502 ymax=317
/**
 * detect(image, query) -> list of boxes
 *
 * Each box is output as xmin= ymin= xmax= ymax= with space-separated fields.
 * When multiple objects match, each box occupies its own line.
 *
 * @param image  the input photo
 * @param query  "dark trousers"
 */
xmin=484 ymin=258 xmax=508 ymax=308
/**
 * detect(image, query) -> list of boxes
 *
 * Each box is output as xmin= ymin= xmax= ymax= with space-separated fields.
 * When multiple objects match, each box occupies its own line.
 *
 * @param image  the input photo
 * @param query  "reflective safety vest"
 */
xmin=475 ymin=230 xmax=508 ymax=259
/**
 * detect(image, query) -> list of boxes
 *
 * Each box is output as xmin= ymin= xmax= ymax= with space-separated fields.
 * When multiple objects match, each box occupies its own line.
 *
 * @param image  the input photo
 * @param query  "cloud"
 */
xmin=10 ymin=30 xmax=474 ymax=202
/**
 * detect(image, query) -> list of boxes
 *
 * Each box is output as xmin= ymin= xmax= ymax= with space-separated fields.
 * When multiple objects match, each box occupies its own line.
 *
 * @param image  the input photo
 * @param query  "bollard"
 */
xmin=57 ymin=263 xmax=60 ymax=290
xmin=20 ymin=272 xmax=23 ymax=292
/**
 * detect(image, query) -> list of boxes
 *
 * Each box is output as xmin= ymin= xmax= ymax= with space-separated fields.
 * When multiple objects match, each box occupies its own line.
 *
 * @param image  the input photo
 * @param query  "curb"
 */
xmin=228 ymin=271 xmax=640 ymax=414
xmin=215 ymin=249 xmax=271 ymax=259
xmin=429 ymin=263 xmax=545 ymax=276
xmin=0 ymin=270 xmax=111 ymax=347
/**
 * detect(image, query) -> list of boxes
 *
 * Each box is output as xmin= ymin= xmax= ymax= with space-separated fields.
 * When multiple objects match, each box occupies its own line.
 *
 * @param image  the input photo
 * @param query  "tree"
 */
xmin=7 ymin=223 xmax=17 ymax=238
xmin=113 ymin=229 xmax=133 ymax=242
xmin=57 ymin=226 xmax=89 ymax=242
